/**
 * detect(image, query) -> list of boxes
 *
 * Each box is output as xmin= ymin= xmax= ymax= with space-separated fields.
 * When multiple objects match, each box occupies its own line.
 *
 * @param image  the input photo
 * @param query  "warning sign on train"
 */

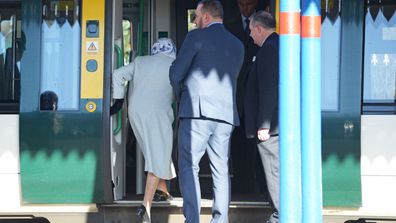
xmin=86 ymin=41 xmax=99 ymax=54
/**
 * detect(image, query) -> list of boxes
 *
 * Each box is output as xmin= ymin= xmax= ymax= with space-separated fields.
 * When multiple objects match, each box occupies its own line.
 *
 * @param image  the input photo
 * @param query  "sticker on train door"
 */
xmin=85 ymin=101 xmax=97 ymax=112
xmin=86 ymin=41 xmax=99 ymax=54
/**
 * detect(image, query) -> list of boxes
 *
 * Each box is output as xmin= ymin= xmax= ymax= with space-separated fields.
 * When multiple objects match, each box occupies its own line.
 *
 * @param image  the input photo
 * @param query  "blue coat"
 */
xmin=169 ymin=23 xmax=244 ymax=126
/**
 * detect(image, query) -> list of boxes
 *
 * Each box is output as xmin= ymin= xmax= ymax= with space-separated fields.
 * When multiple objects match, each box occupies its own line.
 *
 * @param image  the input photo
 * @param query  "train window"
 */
xmin=40 ymin=0 xmax=81 ymax=111
xmin=321 ymin=0 xmax=341 ymax=112
xmin=123 ymin=19 xmax=132 ymax=64
xmin=187 ymin=9 xmax=197 ymax=31
xmin=0 ymin=3 xmax=21 ymax=113
xmin=363 ymin=0 xmax=396 ymax=114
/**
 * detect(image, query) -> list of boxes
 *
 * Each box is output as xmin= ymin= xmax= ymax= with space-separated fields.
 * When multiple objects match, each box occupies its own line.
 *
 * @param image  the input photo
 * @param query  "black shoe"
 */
xmin=153 ymin=190 xmax=173 ymax=202
xmin=266 ymin=211 xmax=279 ymax=223
xmin=136 ymin=205 xmax=150 ymax=222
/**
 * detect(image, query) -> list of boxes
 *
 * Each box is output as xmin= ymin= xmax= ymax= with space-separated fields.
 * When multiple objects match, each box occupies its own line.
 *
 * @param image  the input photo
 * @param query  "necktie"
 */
xmin=245 ymin=18 xmax=250 ymax=30
xmin=244 ymin=18 xmax=251 ymax=44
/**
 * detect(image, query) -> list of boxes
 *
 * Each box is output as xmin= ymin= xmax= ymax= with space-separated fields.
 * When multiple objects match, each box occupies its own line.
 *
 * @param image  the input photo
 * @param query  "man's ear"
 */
xmin=205 ymin=12 xmax=214 ymax=23
xmin=203 ymin=12 xmax=209 ymax=22
xmin=256 ymin=25 xmax=262 ymax=34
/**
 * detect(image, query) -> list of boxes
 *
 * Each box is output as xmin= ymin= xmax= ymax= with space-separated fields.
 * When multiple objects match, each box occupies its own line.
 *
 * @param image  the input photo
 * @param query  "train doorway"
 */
xmin=111 ymin=0 xmax=275 ymax=204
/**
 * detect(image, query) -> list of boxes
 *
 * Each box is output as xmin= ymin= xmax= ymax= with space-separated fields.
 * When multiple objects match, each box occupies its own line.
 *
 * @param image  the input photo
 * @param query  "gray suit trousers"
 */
xmin=178 ymin=118 xmax=233 ymax=223
xmin=257 ymin=136 xmax=279 ymax=223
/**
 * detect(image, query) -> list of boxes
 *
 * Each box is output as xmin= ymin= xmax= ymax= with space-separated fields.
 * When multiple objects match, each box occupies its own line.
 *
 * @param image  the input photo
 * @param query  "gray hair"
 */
xmin=251 ymin=10 xmax=276 ymax=30
xmin=198 ymin=0 xmax=224 ymax=19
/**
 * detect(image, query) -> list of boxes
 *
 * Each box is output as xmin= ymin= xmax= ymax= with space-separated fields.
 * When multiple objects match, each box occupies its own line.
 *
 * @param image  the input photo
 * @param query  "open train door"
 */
xmin=110 ymin=0 xmax=158 ymax=200
xmin=109 ymin=0 xmax=128 ymax=201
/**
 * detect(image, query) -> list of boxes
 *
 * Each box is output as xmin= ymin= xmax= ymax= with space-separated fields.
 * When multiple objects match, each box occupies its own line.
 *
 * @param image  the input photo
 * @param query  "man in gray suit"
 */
xmin=169 ymin=1 xmax=244 ymax=222
xmin=244 ymin=11 xmax=279 ymax=223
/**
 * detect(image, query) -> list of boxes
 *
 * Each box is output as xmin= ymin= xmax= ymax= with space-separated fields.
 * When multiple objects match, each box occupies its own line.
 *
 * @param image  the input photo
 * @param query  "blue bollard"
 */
xmin=279 ymin=1 xmax=302 ymax=223
xmin=301 ymin=0 xmax=323 ymax=223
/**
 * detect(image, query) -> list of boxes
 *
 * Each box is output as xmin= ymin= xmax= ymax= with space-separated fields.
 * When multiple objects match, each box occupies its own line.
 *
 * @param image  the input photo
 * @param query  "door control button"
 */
xmin=86 ymin=59 xmax=98 ymax=72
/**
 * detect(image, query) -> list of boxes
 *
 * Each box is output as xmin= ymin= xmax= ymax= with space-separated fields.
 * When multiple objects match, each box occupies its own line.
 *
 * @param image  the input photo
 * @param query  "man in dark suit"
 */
xmin=244 ymin=11 xmax=279 ymax=223
xmin=224 ymin=0 xmax=267 ymax=195
xmin=224 ymin=0 xmax=259 ymax=121
xmin=169 ymin=1 xmax=244 ymax=222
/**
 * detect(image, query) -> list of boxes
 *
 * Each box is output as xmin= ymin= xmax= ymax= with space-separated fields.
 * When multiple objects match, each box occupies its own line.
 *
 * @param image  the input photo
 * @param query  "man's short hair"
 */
xmin=40 ymin=91 xmax=58 ymax=110
xmin=251 ymin=10 xmax=276 ymax=29
xmin=198 ymin=0 xmax=223 ymax=19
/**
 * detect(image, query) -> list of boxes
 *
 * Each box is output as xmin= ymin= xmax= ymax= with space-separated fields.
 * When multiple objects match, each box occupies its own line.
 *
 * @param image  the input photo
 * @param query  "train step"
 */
xmin=0 ymin=216 xmax=49 ymax=223
xmin=345 ymin=218 xmax=396 ymax=223
xmin=100 ymin=198 xmax=273 ymax=223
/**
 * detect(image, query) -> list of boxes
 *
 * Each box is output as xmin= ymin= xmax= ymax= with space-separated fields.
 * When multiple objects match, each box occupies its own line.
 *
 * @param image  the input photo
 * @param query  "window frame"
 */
xmin=361 ymin=0 xmax=396 ymax=114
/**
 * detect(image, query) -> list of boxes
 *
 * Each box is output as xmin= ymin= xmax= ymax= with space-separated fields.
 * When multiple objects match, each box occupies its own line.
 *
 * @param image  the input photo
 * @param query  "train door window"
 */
xmin=187 ymin=9 xmax=197 ymax=31
xmin=363 ymin=0 xmax=396 ymax=113
xmin=321 ymin=0 xmax=341 ymax=112
xmin=40 ymin=0 xmax=81 ymax=111
xmin=123 ymin=19 xmax=132 ymax=64
xmin=0 ymin=2 xmax=21 ymax=113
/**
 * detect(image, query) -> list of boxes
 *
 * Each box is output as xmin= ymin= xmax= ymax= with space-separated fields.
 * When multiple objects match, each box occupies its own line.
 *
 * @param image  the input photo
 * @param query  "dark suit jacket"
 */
xmin=169 ymin=23 xmax=244 ymax=126
xmin=244 ymin=32 xmax=279 ymax=138
xmin=224 ymin=14 xmax=259 ymax=116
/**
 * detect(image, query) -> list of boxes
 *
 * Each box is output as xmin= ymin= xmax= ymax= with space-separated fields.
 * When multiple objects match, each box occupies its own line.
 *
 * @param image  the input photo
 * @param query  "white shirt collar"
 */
xmin=207 ymin=22 xmax=222 ymax=27
xmin=260 ymin=38 xmax=266 ymax=47
xmin=260 ymin=31 xmax=275 ymax=47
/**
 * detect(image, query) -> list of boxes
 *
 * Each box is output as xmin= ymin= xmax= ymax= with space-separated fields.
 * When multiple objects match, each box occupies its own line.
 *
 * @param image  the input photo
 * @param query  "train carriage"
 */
xmin=0 ymin=0 xmax=395 ymax=222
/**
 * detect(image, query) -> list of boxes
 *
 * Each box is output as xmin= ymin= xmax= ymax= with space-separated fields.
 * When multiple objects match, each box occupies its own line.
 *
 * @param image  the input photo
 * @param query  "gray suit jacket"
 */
xmin=169 ymin=23 xmax=244 ymax=126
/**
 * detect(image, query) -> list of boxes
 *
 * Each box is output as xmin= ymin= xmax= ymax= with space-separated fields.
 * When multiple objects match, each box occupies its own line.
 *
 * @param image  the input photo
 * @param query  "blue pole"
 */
xmin=279 ymin=1 xmax=302 ymax=223
xmin=301 ymin=0 xmax=323 ymax=223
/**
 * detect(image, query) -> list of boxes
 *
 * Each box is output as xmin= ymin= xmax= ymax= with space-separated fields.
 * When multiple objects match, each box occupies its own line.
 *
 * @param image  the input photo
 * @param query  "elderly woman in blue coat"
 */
xmin=111 ymin=38 xmax=177 ymax=222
